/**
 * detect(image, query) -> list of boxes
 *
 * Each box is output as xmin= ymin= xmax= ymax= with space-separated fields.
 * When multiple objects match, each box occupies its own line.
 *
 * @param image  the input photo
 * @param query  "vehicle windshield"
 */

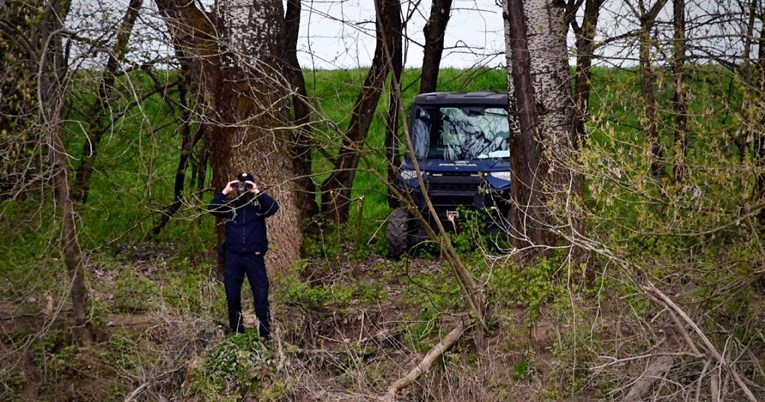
xmin=411 ymin=105 xmax=510 ymax=161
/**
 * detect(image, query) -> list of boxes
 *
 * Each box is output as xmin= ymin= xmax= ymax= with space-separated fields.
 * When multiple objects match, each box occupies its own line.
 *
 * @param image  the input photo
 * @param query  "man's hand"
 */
xmin=245 ymin=180 xmax=260 ymax=194
xmin=222 ymin=180 xmax=239 ymax=195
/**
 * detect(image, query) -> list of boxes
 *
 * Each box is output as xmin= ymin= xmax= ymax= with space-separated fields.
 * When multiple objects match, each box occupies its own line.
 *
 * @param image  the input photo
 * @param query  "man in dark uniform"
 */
xmin=208 ymin=172 xmax=279 ymax=338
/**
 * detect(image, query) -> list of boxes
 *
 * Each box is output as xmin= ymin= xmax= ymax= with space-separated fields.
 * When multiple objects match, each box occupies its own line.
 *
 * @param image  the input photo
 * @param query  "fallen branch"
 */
xmin=622 ymin=355 xmax=674 ymax=402
xmin=643 ymin=282 xmax=757 ymax=402
xmin=382 ymin=322 xmax=465 ymax=402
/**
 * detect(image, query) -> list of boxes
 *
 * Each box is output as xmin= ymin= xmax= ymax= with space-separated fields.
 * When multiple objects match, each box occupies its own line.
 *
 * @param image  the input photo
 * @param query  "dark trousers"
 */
xmin=223 ymin=252 xmax=270 ymax=338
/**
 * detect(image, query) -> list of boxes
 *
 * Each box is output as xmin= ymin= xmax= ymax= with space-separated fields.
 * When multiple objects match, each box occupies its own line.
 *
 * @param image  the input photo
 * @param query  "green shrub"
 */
xmin=490 ymin=256 xmax=561 ymax=321
xmin=187 ymin=332 xmax=285 ymax=400
xmin=114 ymin=272 xmax=159 ymax=312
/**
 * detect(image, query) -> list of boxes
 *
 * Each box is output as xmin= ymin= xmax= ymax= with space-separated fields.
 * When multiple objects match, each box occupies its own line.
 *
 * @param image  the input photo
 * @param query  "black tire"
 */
xmin=387 ymin=207 xmax=411 ymax=260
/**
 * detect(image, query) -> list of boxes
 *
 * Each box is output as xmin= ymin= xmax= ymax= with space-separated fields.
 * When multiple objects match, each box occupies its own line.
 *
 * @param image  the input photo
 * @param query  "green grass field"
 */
xmin=1 ymin=64 xmax=749 ymax=265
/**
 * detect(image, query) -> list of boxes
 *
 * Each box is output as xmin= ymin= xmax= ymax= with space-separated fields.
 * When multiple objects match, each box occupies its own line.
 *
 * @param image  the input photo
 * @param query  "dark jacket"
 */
xmin=208 ymin=191 xmax=279 ymax=254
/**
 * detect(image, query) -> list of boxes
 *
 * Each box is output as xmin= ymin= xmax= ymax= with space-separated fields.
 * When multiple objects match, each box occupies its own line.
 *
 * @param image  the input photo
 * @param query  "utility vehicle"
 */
xmin=387 ymin=91 xmax=513 ymax=259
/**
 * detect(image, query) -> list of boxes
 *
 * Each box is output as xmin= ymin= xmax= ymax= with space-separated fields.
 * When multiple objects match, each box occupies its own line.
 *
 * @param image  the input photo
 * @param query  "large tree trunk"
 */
xmin=320 ymin=0 xmax=397 ymax=224
xmin=525 ymin=0 xmax=577 ymax=205
xmin=155 ymin=0 xmax=302 ymax=273
xmin=504 ymin=0 xmax=546 ymax=251
xmin=504 ymin=0 xmax=578 ymax=257
xmin=285 ymin=0 xmax=318 ymax=226
xmin=212 ymin=0 xmax=301 ymax=273
xmin=420 ymin=0 xmax=452 ymax=93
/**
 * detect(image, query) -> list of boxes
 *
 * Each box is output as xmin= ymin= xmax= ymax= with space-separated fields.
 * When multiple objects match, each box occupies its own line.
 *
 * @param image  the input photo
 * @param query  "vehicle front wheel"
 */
xmin=387 ymin=207 xmax=411 ymax=260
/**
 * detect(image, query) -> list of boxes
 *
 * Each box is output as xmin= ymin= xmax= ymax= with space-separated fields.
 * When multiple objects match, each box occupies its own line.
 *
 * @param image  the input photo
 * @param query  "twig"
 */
xmin=382 ymin=322 xmax=465 ymax=402
xmin=123 ymin=368 xmax=181 ymax=402
xmin=643 ymin=282 xmax=758 ymax=402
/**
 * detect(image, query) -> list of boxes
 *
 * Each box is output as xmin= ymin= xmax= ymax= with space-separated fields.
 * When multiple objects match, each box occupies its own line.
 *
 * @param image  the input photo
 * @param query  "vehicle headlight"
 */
xmin=399 ymin=169 xmax=418 ymax=180
xmin=488 ymin=171 xmax=511 ymax=181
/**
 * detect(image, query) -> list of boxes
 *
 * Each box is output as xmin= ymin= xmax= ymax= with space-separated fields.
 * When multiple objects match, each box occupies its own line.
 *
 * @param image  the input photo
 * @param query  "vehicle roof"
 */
xmin=413 ymin=91 xmax=508 ymax=106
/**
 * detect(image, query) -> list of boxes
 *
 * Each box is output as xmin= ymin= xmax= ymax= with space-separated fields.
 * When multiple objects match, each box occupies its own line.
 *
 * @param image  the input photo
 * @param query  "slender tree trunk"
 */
xmin=742 ymin=0 xmax=759 ymax=82
xmin=638 ymin=0 xmax=669 ymax=178
xmin=40 ymin=0 xmax=93 ymax=345
xmin=150 ymin=78 xmax=204 ymax=237
xmin=565 ymin=0 xmax=601 ymax=272
xmin=51 ymin=118 xmax=93 ymax=345
xmin=320 ymin=0 xmax=396 ymax=224
xmin=72 ymin=0 xmax=144 ymax=203
xmin=385 ymin=0 xmax=403 ymax=209
xmin=420 ymin=0 xmax=452 ymax=93
xmin=285 ymin=0 xmax=318 ymax=226
xmin=572 ymin=0 xmax=603 ymax=148
xmin=737 ymin=0 xmax=758 ymax=165
xmin=672 ymin=0 xmax=688 ymax=182
xmin=755 ymin=9 xmax=765 ymax=224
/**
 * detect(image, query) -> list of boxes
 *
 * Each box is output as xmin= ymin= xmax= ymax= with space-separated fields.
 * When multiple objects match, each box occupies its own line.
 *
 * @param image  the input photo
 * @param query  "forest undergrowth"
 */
xmin=2 ymin=67 xmax=765 ymax=400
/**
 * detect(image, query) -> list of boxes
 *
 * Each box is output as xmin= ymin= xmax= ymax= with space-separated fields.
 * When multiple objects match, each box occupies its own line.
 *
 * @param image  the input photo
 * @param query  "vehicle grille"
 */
xmin=429 ymin=182 xmax=480 ymax=192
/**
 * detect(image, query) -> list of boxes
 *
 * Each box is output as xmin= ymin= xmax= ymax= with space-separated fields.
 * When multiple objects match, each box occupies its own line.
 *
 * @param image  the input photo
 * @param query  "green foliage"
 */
xmin=6 ymin=57 xmax=765 ymax=399
xmin=280 ymin=269 xmax=386 ymax=309
xmin=490 ymin=256 xmax=561 ymax=321
xmin=114 ymin=271 xmax=160 ymax=312
xmin=512 ymin=357 xmax=537 ymax=381
xmin=448 ymin=207 xmax=509 ymax=255
xmin=400 ymin=263 xmax=464 ymax=352
xmin=187 ymin=332 xmax=286 ymax=400
xmin=309 ymin=68 xmax=508 ymax=253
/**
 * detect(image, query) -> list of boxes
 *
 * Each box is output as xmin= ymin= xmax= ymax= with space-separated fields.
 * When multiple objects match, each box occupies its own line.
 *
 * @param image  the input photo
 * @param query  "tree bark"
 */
xmin=637 ymin=0 xmax=669 ymax=178
xmin=383 ymin=322 xmax=465 ymax=401
xmin=741 ymin=0 xmax=759 ymax=83
xmin=155 ymin=0 xmax=302 ymax=273
xmin=40 ymin=0 xmax=93 ymax=345
xmin=212 ymin=0 xmax=301 ymax=273
xmin=319 ymin=0 xmax=397 ymax=224
xmin=568 ymin=0 xmax=603 ymax=275
xmin=285 ymin=0 xmax=318 ymax=226
xmin=0 ymin=1 xmax=50 ymax=193
xmin=384 ymin=0 xmax=403 ymax=209
xmin=756 ymin=7 xmax=765 ymax=224
xmin=51 ymin=116 xmax=93 ymax=346
xmin=504 ymin=0 xmax=577 ymax=256
xmin=571 ymin=0 xmax=603 ymax=149
xmin=622 ymin=355 xmax=675 ymax=401
xmin=672 ymin=0 xmax=688 ymax=182
xmin=420 ymin=0 xmax=452 ymax=93
xmin=504 ymin=0 xmax=546 ymax=251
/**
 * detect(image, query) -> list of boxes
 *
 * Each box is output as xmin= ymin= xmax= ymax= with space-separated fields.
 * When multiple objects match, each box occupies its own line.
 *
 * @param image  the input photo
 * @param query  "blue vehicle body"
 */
xmin=396 ymin=158 xmax=511 ymax=224
xmin=388 ymin=91 xmax=514 ymax=257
